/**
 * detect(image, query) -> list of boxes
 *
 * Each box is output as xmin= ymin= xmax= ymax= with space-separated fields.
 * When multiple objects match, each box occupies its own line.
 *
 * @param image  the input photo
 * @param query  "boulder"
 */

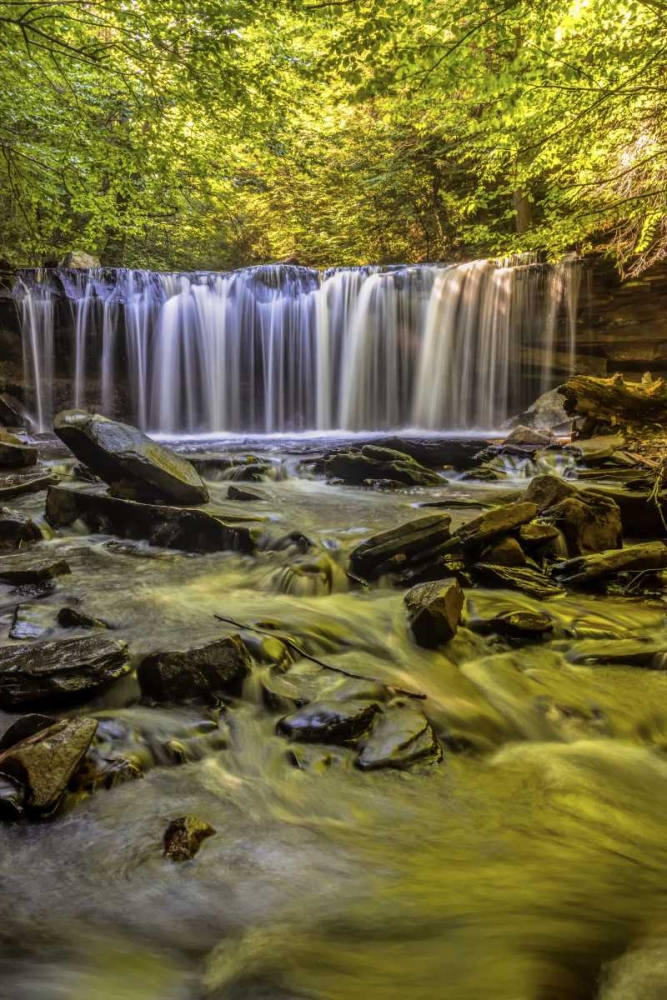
xmin=554 ymin=541 xmax=667 ymax=586
xmin=0 ymin=552 xmax=70 ymax=585
xmin=585 ymin=486 xmax=667 ymax=539
xmin=454 ymin=501 xmax=538 ymax=553
xmin=277 ymin=700 xmax=380 ymax=744
xmin=470 ymin=563 xmax=564 ymax=600
xmin=163 ymin=815 xmax=216 ymax=862
xmin=0 ymin=430 xmax=38 ymax=469
xmin=508 ymin=387 xmax=571 ymax=431
xmin=0 ymin=508 xmax=42 ymax=550
xmin=543 ymin=492 xmax=622 ymax=556
xmin=0 ymin=635 xmax=131 ymax=709
xmin=53 ymin=410 xmax=209 ymax=506
xmin=137 ymin=635 xmax=251 ymax=702
xmin=46 ymin=485 xmax=260 ymax=554
xmin=60 ymin=251 xmax=100 ymax=268
xmin=356 ymin=706 xmax=441 ymax=771
xmin=481 ymin=537 xmax=526 ymax=567
xmin=325 ymin=445 xmax=443 ymax=487
xmin=0 ymin=717 xmax=97 ymax=814
xmin=349 ymin=514 xmax=451 ymax=581
xmin=524 ymin=474 xmax=577 ymax=512
xmin=501 ymin=425 xmax=554 ymax=450
xmin=404 ymin=579 xmax=463 ymax=648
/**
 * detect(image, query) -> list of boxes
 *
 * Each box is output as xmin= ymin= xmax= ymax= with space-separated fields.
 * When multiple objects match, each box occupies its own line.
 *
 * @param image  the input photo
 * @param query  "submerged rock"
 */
xmin=325 ymin=445 xmax=443 ymax=487
xmin=46 ymin=484 xmax=260 ymax=554
xmin=0 ymin=552 xmax=71 ymax=585
xmin=555 ymin=540 xmax=667 ymax=585
xmin=9 ymin=603 xmax=58 ymax=640
xmin=227 ymin=485 xmax=267 ymax=502
xmin=53 ymin=410 xmax=209 ymax=506
xmin=349 ymin=514 xmax=452 ymax=581
xmin=137 ymin=635 xmax=251 ymax=702
xmin=57 ymin=607 xmax=110 ymax=630
xmin=455 ymin=501 xmax=538 ymax=553
xmin=0 ymin=635 xmax=131 ymax=709
xmin=404 ymin=579 xmax=463 ymax=648
xmin=0 ymin=508 xmax=41 ymax=550
xmin=277 ymin=700 xmax=379 ymax=744
xmin=488 ymin=610 xmax=554 ymax=639
xmin=163 ymin=816 xmax=216 ymax=862
xmin=0 ymin=717 xmax=97 ymax=815
xmin=0 ymin=430 xmax=38 ymax=469
xmin=356 ymin=706 xmax=441 ymax=771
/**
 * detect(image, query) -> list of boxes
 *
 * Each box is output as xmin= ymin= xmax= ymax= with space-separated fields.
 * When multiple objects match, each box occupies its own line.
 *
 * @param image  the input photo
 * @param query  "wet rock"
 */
xmin=508 ymin=387 xmax=571 ymax=432
xmin=0 ymin=507 xmax=41 ymax=551
xmin=0 ymin=471 xmax=57 ymax=503
xmin=356 ymin=706 xmax=441 ymax=770
xmin=0 ymin=635 xmax=131 ymax=709
xmin=543 ymin=491 xmax=622 ymax=556
xmin=277 ymin=700 xmax=380 ymax=744
xmin=0 ymin=772 xmax=24 ymax=819
xmin=46 ymin=485 xmax=260 ymax=554
xmin=57 ymin=607 xmax=111 ymax=630
xmin=239 ymin=632 xmax=293 ymax=669
xmin=517 ymin=522 xmax=560 ymax=551
xmin=458 ymin=466 xmax=506 ymax=482
xmin=481 ymin=537 xmax=527 ymax=567
xmin=71 ymin=747 xmax=143 ymax=792
xmin=227 ymin=485 xmax=267 ymax=502
xmin=9 ymin=603 xmax=57 ymax=640
xmin=349 ymin=514 xmax=451 ymax=582
xmin=524 ymin=474 xmax=577 ymax=511
xmin=0 ymin=713 xmax=55 ymax=752
xmin=137 ymin=635 xmax=251 ymax=702
xmin=501 ymin=425 xmax=554 ymax=450
xmin=488 ymin=610 xmax=554 ymax=639
xmin=454 ymin=501 xmax=538 ymax=553
xmin=471 ymin=563 xmax=564 ymax=600
xmin=585 ymin=486 xmax=667 ymax=539
xmin=554 ymin=540 xmax=667 ymax=585
xmin=369 ymin=436 xmax=486 ymax=469
xmin=404 ymin=579 xmax=463 ymax=648
xmin=0 ymin=430 xmax=38 ymax=469
xmin=325 ymin=445 xmax=443 ymax=487
xmin=564 ymin=433 xmax=626 ymax=463
xmin=0 ymin=552 xmax=71 ymax=585
xmin=163 ymin=815 xmax=216 ymax=862
xmin=0 ymin=393 xmax=27 ymax=429
xmin=53 ymin=410 xmax=209 ymax=506
xmin=0 ymin=717 xmax=97 ymax=815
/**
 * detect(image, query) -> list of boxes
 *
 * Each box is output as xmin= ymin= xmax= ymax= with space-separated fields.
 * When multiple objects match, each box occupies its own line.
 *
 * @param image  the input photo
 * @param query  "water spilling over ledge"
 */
xmin=13 ymin=258 xmax=581 ymax=435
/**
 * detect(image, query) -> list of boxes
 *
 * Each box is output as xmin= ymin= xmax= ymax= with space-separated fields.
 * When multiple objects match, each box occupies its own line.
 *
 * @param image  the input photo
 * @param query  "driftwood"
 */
xmin=558 ymin=373 xmax=667 ymax=423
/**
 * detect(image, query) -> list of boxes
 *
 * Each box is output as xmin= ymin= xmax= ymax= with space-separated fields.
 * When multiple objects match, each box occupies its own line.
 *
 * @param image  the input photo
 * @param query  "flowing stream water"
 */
xmin=12 ymin=259 xmax=581 ymax=434
xmin=2 ymin=441 xmax=667 ymax=1000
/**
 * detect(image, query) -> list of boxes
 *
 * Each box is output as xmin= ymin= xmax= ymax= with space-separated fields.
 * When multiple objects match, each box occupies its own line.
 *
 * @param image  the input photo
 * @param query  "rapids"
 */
xmin=1 ymin=438 xmax=667 ymax=1000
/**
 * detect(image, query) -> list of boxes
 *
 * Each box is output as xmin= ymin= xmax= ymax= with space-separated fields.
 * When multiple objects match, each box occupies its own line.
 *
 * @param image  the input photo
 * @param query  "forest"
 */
xmin=1 ymin=0 xmax=666 ymax=275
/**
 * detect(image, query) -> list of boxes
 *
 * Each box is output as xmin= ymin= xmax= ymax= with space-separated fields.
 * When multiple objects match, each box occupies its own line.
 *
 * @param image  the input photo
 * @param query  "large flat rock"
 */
xmin=46 ymin=484 xmax=262 ymax=554
xmin=53 ymin=410 xmax=209 ymax=505
xmin=349 ymin=514 xmax=452 ymax=581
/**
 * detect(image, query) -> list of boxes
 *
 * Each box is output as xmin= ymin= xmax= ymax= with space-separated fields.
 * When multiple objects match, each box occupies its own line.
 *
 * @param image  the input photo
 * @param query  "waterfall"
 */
xmin=12 ymin=258 xmax=582 ymax=434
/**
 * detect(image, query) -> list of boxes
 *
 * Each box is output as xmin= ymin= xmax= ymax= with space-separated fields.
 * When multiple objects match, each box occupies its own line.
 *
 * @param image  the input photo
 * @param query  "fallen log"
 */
xmin=558 ymin=373 xmax=667 ymax=424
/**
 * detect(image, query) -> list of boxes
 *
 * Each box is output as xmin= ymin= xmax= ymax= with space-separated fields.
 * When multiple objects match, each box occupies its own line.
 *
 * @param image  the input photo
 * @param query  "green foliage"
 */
xmin=0 ymin=0 xmax=665 ymax=274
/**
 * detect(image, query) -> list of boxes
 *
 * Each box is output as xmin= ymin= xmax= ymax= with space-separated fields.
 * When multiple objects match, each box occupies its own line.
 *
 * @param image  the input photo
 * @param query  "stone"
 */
xmin=57 ymin=607 xmax=110 ymax=630
xmin=517 ymin=523 xmax=560 ymax=550
xmin=554 ymin=540 xmax=667 ymax=585
xmin=0 ymin=635 xmax=131 ymax=709
xmin=488 ymin=610 xmax=554 ymax=639
xmin=564 ymin=433 xmax=626 ymax=463
xmin=53 ymin=410 xmax=209 ymax=506
xmin=349 ymin=514 xmax=451 ymax=581
xmin=471 ymin=563 xmax=564 ymax=600
xmin=46 ymin=485 xmax=260 ymax=554
xmin=524 ymin=474 xmax=577 ymax=512
xmin=481 ymin=536 xmax=527 ymax=567
xmin=366 ymin=436 xmax=487 ymax=470
xmin=0 ymin=717 xmax=97 ymax=814
xmin=543 ymin=492 xmax=622 ymax=556
xmin=277 ymin=700 xmax=380 ymax=744
xmin=356 ymin=706 xmax=441 ymax=771
xmin=0 ymin=472 xmax=57 ymax=502
xmin=0 ymin=394 xmax=27 ymax=428
xmin=9 ymin=603 xmax=57 ymax=640
xmin=507 ymin=387 xmax=572 ymax=431
xmin=163 ymin=816 xmax=216 ymax=862
xmin=0 ymin=713 xmax=55 ymax=752
xmin=0 ymin=507 xmax=41 ymax=550
xmin=585 ymin=486 xmax=667 ymax=539
xmin=60 ymin=251 xmax=101 ymax=268
xmin=227 ymin=485 xmax=267 ymax=502
xmin=137 ymin=635 xmax=251 ymax=702
xmin=404 ymin=579 xmax=464 ymax=648
xmin=0 ymin=430 xmax=38 ymax=469
xmin=0 ymin=552 xmax=71 ymax=585
xmin=501 ymin=425 xmax=555 ymax=450
xmin=325 ymin=445 xmax=443 ymax=487
xmin=454 ymin=501 xmax=539 ymax=552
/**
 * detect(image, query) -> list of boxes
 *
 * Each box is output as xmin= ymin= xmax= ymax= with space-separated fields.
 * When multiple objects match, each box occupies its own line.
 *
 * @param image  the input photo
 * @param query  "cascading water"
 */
xmin=12 ymin=258 xmax=582 ymax=434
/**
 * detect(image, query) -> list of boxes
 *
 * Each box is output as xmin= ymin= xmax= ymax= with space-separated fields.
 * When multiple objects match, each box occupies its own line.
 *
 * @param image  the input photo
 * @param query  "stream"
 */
xmin=2 ymin=436 xmax=667 ymax=1000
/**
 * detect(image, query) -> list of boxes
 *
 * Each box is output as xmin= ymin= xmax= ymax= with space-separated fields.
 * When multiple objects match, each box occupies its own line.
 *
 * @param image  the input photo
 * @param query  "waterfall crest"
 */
xmin=13 ymin=258 xmax=581 ymax=434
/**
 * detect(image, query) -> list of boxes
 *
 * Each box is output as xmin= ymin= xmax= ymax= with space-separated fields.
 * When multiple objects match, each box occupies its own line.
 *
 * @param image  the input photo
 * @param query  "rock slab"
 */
xmin=349 ymin=514 xmax=451 ymax=581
